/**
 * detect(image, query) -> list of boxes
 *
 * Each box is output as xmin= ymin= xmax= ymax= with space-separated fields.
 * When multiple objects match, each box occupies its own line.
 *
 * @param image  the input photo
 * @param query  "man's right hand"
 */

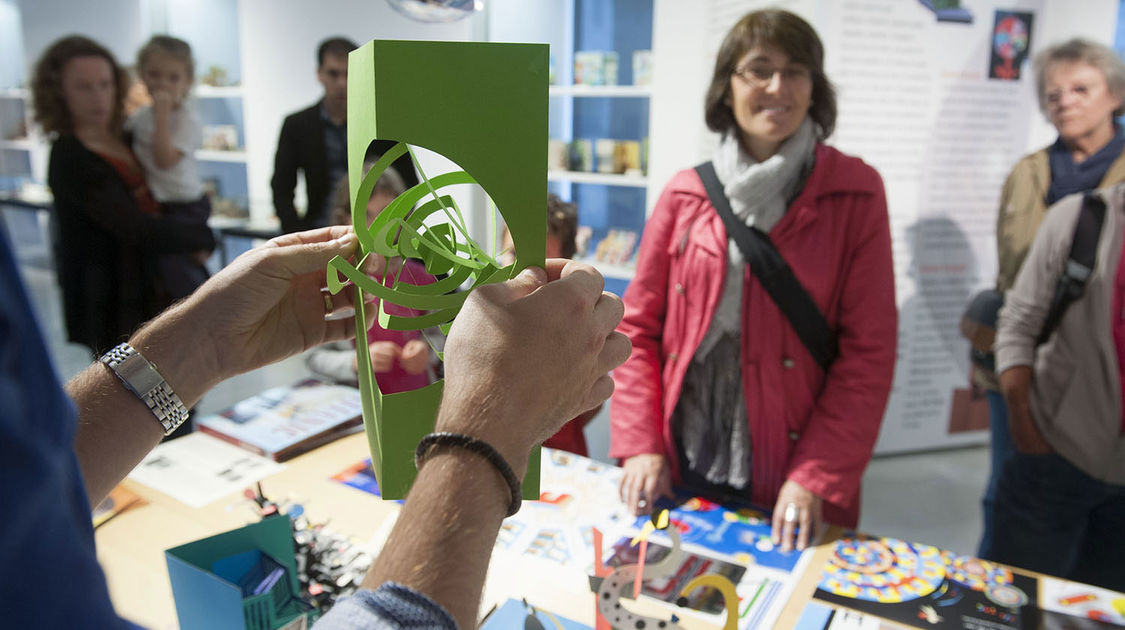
xmin=437 ymin=260 xmax=630 ymax=477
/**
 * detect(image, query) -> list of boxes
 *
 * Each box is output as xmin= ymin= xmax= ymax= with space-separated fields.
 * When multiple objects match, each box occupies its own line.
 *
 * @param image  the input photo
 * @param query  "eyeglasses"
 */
xmin=1044 ymin=83 xmax=1096 ymax=107
xmin=732 ymin=62 xmax=812 ymax=86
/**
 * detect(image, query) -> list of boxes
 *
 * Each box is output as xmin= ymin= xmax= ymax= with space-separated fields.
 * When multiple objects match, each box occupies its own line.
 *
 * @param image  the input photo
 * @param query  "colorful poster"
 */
xmin=989 ymin=11 xmax=1034 ymax=81
xmin=331 ymin=458 xmax=383 ymax=497
xmin=807 ymin=533 xmax=1125 ymax=630
xmin=605 ymin=537 xmax=748 ymax=615
xmin=1040 ymin=579 xmax=1125 ymax=626
xmin=628 ymin=490 xmax=805 ymax=572
xmin=493 ymin=449 xmax=814 ymax=630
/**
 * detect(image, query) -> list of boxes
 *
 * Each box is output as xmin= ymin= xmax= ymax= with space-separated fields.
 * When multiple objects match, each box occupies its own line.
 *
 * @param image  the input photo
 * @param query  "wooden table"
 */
xmin=97 ymin=433 xmax=830 ymax=629
xmin=97 ymin=435 xmax=1122 ymax=630
xmin=96 ymin=433 xmax=394 ymax=629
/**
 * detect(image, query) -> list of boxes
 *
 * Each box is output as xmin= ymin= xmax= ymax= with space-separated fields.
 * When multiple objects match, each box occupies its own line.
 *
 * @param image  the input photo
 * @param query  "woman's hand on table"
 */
xmin=619 ymin=453 xmax=673 ymax=516
xmin=771 ymin=479 xmax=823 ymax=552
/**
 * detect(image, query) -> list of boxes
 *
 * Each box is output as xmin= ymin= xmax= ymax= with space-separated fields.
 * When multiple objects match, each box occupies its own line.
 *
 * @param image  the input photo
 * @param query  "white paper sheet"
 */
xmin=127 ymin=432 xmax=285 ymax=508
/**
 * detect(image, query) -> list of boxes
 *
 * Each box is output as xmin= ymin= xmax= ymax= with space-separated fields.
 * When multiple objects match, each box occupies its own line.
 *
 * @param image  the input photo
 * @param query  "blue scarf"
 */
xmin=1047 ymin=125 xmax=1125 ymax=205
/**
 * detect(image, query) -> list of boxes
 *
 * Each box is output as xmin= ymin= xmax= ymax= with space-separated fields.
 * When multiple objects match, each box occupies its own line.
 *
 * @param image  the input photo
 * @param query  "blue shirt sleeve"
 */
xmin=312 ymin=583 xmax=459 ymax=630
xmin=0 ymin=223 xmax=135 ymax=629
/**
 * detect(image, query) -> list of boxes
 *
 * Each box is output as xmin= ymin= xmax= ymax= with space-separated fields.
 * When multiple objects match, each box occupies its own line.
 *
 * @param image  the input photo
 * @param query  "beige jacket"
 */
xmin=975 ymin=147 xmax=1125 ymax=390
xmin=996 ymin=146 xmax=1125 ymax=292
xmin=995 ymin=184 xmax=1125 ymax=484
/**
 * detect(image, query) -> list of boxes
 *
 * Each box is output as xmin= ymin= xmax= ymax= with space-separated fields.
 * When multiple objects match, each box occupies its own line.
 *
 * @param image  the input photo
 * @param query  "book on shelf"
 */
xmin=196 ymin=378 xmax=364 ymax=462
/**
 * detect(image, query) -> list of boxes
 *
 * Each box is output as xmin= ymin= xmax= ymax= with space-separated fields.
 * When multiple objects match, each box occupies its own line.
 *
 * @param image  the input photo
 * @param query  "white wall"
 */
xmin=0 ymin=0 xmax=25 ymax=88
xmin=238 ymin=0 xmax=479 ymax=225
xmin=648 ymin=0 xmax=711 ymax=211
xmin=649 ymin=0 xmax=1120 ymax=191
xmin=17 ymin=0 xmax=146 ymax=75
xmin=163 ymin=0 xmax=242 ymax=84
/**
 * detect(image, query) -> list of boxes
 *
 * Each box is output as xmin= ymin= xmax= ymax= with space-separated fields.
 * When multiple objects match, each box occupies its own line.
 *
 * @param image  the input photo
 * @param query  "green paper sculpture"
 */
xmin=326 ymin=40 xmax=547 ymax=500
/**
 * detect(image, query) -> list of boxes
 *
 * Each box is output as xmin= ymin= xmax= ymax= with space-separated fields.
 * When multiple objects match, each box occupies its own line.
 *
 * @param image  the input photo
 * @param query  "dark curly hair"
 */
xmin=31 ymin=35 xmax=129 ymax=137
xmin=704 ymin=9 xmax=836 ymax=140
xmin=547 ymin=193 xmax=577 ymax=259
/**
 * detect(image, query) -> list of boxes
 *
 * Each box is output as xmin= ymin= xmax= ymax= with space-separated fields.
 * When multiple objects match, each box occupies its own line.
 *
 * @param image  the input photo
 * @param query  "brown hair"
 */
xmin=137 ymin=34 xmax=195 ymax=83
xmin=704 ymin=9 xmax=836 ymax=139
xmin=328 ymin=161 xmax=407 ymax=226
xmin=31 ymin=35 xmax=129 ymax=136
xmin=318 ymin=37 xmax=358 ymax=67
xmin=547 ymin=193 xmax=578 ymax=259
xmin=1034 ymin=38 xmax=1125 ymax=117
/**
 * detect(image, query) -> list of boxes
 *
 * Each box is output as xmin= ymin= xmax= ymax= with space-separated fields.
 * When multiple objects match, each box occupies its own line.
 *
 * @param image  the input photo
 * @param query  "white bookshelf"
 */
xmin=196 ymin=149 xmax=247 ymax=163
xmin=194 ymin=85 xmax=244 ymax=99
xmin=547 ymin=169 xmax=648 ymax=188
xmin=549 ymin=85 xmax=652 ymax=98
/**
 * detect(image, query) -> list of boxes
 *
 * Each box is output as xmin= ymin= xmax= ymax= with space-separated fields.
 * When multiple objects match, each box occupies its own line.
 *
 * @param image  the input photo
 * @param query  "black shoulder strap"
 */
xmin=1036 ymin=192 xmax=1107 ymax=346
xmin=695 ymin=161 xmax=838 ymax=371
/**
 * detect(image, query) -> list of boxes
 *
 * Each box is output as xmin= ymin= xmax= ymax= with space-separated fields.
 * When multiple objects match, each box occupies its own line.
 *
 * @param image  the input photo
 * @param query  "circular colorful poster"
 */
xmin=944 ymin=553 xmax=1014 ymax=591
xmin=819 ymin=536 xmax=946 ymax=603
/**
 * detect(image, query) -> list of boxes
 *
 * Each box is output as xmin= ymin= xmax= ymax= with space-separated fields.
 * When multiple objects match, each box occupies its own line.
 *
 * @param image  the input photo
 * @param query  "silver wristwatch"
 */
xmin=100 ymin=343 xmax=189 ymax=435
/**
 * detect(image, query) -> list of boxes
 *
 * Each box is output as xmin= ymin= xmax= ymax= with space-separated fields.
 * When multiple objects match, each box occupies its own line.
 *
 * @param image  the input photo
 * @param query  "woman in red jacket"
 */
xmin=610 ymin=9 xmax=897 ymax=552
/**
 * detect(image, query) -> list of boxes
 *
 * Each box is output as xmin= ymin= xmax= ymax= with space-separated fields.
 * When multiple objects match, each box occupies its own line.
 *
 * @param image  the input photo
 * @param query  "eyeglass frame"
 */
xmin=1044 ymin=81 xmax=1105 ymax=108
xmin=731 ymin=61 xmax=813 ymax=87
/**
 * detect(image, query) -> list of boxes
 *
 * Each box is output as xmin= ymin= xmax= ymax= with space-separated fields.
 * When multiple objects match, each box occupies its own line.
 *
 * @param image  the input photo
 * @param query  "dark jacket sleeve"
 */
xmin=48 ymin=138 xmax=213 ymax=253
xmin=272 ymin=113 xmax=302 ymax=234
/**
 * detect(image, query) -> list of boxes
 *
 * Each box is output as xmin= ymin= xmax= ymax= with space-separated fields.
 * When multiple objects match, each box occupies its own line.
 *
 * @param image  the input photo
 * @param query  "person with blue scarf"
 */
xmin=978 ymin=38 xmax=1125 ymax=559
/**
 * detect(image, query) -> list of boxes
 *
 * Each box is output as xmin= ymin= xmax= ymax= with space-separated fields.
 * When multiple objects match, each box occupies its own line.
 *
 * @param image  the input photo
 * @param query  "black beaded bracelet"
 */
xmin=414 ymin=432 xmax=522 ymax=517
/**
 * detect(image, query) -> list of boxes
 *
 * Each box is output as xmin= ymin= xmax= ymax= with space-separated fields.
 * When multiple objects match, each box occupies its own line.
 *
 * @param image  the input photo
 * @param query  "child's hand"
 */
xmin=152 ymin=90 xmax=175 ymax=114
xmin=368 ymin=341 xmax=402 ymax=373
xmin=400 ymin=339 xmax=430 ymax=375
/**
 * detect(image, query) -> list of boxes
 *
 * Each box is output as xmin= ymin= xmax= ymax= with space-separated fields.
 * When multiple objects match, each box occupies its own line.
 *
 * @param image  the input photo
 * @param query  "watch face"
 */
xmin=115 ymin=351 xmax=165 ymax=396
xmin=101 ymin=344 xmax=187 ymax=434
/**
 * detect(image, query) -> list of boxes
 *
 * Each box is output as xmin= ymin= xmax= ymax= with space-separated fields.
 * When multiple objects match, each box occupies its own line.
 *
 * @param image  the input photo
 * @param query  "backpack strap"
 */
xmin=1036 ymin=192 xmax=1107 ymax=346
xmin=694 ymin=161 xmax=838 ymax=371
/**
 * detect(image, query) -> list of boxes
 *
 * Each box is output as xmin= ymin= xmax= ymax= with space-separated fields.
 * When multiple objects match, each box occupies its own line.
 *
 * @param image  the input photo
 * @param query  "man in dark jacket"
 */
xmin=271 ymin=37 xmax=418 ymax=233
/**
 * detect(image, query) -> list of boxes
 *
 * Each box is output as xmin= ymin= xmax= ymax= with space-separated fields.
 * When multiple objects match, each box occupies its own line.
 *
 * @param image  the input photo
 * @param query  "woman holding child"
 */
xmin=33 ymin=35 xmax=214 ymax=358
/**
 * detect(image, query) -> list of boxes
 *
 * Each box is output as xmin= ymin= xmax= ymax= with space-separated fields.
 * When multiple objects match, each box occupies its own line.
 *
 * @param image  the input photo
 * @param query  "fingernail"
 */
xmin=517 ymin=266 xmax=547 ymax=283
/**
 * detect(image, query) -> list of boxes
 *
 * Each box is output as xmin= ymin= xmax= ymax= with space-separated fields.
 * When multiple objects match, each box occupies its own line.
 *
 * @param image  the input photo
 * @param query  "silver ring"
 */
xmin=783 ymin=502 xmax=798 ymax=523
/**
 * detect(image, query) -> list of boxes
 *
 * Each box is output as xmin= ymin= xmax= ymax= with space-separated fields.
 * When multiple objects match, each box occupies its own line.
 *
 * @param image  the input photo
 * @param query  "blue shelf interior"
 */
xmin=551 ymin=0 xmax=653 ymax=293
xmin=167 ymin=0 xmax=243 ymax=86
xmin=194 ymin=97 xmax=246 ymax=149
xmin=0 ymin=149 xmax=31 ymax=192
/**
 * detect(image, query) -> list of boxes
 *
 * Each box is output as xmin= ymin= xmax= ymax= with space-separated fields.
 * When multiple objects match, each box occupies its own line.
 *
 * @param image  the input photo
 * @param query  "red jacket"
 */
xmin=609 ymin=145 xmax=897 ymax=527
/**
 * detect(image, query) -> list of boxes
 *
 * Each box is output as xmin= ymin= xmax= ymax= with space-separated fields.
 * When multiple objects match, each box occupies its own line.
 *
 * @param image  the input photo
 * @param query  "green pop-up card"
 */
xmin=326 ymin=40 xmax=547 ymax=500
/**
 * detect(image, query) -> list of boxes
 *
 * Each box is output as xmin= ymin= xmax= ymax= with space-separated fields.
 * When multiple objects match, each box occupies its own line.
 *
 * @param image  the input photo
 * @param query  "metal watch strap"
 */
xmin=99 ymin=343 xmax=189 ymax=435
